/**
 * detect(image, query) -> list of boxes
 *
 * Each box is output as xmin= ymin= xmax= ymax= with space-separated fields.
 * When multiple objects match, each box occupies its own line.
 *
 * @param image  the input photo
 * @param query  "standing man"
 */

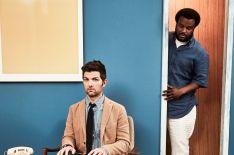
xmin=162 ymin=8 xmax=209 ymax=155
xmin=58 ymin=60 xmax=130 ymax=155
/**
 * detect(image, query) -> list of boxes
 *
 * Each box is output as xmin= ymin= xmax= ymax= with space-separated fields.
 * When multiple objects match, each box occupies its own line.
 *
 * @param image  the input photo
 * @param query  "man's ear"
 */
xmin=102 ymin=79 xmax=107 ymax=87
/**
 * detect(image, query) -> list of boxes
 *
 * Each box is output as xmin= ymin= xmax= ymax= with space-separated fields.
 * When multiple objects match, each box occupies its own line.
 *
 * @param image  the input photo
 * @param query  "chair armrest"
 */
xmin=42 ymin=147 xmax=83 ymax=155
xmin=128 ymin=147 xmax=140 ymax=155
xmin=42 ymin=147 xmax=60 ymax=155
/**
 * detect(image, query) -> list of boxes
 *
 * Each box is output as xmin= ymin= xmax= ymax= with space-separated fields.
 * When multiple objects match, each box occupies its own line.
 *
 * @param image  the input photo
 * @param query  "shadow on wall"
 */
xmin=105 ymin=81 xmax=156 ymax=153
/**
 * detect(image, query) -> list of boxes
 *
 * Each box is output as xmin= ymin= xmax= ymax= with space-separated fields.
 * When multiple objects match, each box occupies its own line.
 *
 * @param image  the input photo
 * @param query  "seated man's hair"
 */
xmin=81 ymin=60 xmax=106 ymax=80
xmin=175 ymin=8 xmax=201 ymax=27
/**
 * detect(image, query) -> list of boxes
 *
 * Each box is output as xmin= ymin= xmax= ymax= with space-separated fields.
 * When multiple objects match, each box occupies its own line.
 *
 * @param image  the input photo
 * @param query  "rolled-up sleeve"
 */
xmin=192 ymin=51 xmax=209 ymax=88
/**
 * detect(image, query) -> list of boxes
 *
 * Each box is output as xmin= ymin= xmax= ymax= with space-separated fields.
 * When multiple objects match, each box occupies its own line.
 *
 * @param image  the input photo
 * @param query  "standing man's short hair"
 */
xmin=175 ymin=8 xmax=201 ymax=27
xmin=81 ymin=60 xmax=106 ymax=80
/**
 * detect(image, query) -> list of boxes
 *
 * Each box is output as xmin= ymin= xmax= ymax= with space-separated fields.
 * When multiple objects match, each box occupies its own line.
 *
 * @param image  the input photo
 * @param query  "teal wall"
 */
xmin=0 ymin=0 xmax=163 ymax=154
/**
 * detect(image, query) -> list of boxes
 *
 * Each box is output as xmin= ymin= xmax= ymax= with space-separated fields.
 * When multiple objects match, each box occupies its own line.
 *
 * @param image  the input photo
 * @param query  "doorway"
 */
xmin=160 ymin=0 xmax=233 ymax=154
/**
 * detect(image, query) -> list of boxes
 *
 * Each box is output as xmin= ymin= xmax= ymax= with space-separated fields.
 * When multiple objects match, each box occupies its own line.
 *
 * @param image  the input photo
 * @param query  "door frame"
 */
xmin=220 ymin=0 xmax=234 ymax=154
xmin=160 ymin=0 xmax=234 ymax=154
xmin=160 ymin=0 xmax=169 ymax=154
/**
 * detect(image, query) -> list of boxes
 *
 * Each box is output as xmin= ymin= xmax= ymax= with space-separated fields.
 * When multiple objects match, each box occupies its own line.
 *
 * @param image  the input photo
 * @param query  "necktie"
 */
xmin=86 ymin=103 xmax=96 ymax=154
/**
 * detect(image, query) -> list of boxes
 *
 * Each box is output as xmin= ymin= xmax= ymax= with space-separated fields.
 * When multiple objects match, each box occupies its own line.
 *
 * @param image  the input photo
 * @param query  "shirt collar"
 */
xmin=85 ymin=94 xmax=105 ymax=109
xmin=175 ymin=38 xmax=187 ymax=48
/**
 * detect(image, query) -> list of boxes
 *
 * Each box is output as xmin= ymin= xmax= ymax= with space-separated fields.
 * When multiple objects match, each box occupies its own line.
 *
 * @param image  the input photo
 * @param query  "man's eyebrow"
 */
xmin=83 ymin=76 xmax=100 ymax=79
xmin=92 ymin=77 xmax=100 ymax=79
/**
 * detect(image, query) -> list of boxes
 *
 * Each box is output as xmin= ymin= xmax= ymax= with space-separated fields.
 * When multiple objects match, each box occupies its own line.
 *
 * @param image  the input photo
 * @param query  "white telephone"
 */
xmin=4 ymin=146 xmax=34 ymax=155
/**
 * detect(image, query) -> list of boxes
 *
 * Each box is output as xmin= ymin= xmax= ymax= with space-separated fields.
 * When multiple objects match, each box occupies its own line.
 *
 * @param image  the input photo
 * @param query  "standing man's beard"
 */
xmin=175 ymin=32 xmax=193 ymax=42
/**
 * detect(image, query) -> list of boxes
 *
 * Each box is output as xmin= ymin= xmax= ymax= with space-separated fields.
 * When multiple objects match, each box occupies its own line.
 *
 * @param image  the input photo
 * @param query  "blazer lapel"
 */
xmin=100 ymin=98 xmax=113 ymax=143
xmin=78 ymin=99 xmax=86 ymax=140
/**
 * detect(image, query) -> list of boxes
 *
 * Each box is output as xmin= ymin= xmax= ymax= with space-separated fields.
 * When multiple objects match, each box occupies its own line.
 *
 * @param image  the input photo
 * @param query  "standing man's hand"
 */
xmin=57 ymin=146 xmax=76 ymax=155
xmin=162 ymin=85 xmax=184 ymax=101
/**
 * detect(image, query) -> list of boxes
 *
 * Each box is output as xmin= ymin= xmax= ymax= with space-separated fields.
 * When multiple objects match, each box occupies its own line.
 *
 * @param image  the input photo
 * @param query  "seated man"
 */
xmin=57 ymin=60 xmax=130 ymax=155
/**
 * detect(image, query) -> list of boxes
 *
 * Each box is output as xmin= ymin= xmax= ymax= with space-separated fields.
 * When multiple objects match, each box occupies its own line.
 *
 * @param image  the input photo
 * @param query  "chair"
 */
xmin=127 ymin=116 xmax=140 ymax=155
xmin=43 ymin=116 xmax=139 ymax=155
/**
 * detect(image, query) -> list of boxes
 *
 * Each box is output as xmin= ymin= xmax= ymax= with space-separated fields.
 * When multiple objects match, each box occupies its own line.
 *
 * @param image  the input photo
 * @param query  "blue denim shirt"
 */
xmin=85 ymin=95 xmax=105 ymax=149
xmin=168 ymin=32 xmax=209 ymax=118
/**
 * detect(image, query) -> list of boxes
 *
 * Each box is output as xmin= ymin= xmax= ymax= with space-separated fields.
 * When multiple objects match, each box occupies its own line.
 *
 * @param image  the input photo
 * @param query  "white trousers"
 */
xmin=168 ymin=106 xmax=196 ymax=155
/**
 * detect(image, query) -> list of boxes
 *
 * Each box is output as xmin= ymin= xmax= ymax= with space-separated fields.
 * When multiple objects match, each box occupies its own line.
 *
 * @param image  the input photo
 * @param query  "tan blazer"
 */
xmin=62 ymin=97 xmax=130 ymax=155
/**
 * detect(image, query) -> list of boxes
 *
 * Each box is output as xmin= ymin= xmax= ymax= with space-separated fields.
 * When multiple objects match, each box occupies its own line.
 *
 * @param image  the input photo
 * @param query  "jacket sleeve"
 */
xmin=101 ymin=105 xmax=130 ymax=155
xmin=61 ymin=105 xmax=76 ymax=148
